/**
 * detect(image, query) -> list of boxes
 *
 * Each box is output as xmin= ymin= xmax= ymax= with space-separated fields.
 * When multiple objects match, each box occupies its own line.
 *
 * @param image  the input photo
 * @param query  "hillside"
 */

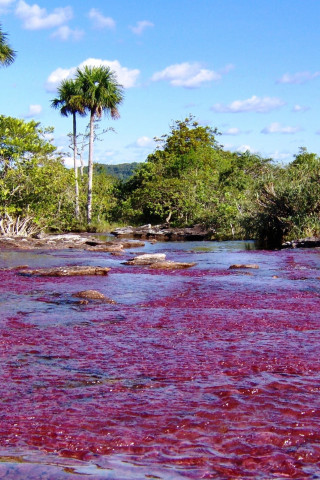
xmin=92 ymin=162 xmax=141 ymax=181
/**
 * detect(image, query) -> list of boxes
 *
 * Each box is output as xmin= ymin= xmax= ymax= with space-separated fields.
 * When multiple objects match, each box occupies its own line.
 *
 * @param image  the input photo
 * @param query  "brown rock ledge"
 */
xmin=18 ymin=266 xmax=111 ymax=276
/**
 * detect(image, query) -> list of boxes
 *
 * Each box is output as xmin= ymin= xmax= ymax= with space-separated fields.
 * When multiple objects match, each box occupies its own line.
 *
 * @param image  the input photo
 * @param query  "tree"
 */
xmin=247 ymin=148 xmax=320 ymax=248
xmin=75 ymin=65 xmax=124 ymax=224
xmin=51 ymin=79 xmax=85 ymax=219
xmin=0 ymin=24 xmax=15 ymax=67
xmin=0 ymin=115 xmax=74 ymax=231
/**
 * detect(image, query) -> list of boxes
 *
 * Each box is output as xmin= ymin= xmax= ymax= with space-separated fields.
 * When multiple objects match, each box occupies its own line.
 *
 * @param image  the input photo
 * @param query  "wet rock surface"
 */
xmin=124 ymin=253 xmax=166 ymax=265
xmin=18 ymin=266 xmax=111 ymax=276
xmin=229 ymin=264 xmax=260 ymax=269
xmin=0 ymin=233 xmax=146 ymax=253
xmin=149 ymin=261 xmax=197 ymax=269
xmin=73 ymin=290 xmax=116 ymax=303
xmin=112 ymin=223 xmax=214 ymax=241
xmin=282 ymin=236 xmax=320 ymax=249
xmin=124 ymin=253 xmax=196 ymax=269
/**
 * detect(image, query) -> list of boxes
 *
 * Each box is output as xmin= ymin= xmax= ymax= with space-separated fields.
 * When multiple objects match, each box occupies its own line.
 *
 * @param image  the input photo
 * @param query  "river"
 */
xmin=0 ymin=240 xmax=319 ymax=479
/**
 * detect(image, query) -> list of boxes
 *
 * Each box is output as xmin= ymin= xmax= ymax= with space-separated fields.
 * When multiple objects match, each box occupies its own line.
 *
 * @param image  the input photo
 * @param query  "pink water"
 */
xmin=0 ymin=241 xmax=319 ymax=479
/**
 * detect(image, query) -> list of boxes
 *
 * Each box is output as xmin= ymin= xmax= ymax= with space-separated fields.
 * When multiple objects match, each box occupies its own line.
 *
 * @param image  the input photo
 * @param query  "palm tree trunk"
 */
xmin=73 ymin=113 xmax=80 ymax=219
xmin=87 ymin=109 xmax=95 ymax=224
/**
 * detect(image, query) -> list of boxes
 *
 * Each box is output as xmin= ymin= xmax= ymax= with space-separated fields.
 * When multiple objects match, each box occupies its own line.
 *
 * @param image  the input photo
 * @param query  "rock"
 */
xmin=19 ymin=266 xmax=111 ymax=276
xmin=229 ymin=264 xmax=259 ymax=270
xmin=112 ymin=224 xmax=214 ymax=241
xmin=73 ymin=290 xmax=116 ymax=303
xmin=124 ymin=253 xmax=196 ymax=269
xmin=0 ymin=233 xmax=102 ymax=251
xmin=124 ymin=253 xmax=166 ymax=265
xmin=149 ymin=261 xmax=196 ymax=270
xmin=86 ymin=244 xmax=124 ymax=253
xmin=120 ymin=240 xmax=145 ymax=249
xmin=282 ymin=236 xmax=320 ymax=249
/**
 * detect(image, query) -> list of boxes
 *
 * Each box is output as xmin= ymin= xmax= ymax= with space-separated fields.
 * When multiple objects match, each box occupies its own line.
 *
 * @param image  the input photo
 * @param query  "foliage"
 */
xmin=0 ymin=24 xmax=15 ymax=67
xmin=92 ymin=162 xmax=140 ymax=181
xmin=113 ymin=117 xmax=273 ymax=239
xmin=0 ymin=115 xmax=76 ymax=232
xmin=247 ymin=148 xmax=320 ymax=248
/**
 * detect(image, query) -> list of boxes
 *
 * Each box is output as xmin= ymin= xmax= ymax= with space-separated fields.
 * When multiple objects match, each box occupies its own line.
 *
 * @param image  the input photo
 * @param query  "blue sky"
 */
xmin=1 ymin=0 xmax=320 ymax=166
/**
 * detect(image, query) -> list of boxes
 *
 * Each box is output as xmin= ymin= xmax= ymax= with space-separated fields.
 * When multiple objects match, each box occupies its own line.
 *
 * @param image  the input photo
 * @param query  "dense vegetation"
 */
xmin=1 ymin=114 xmax=319 ymax=247
xmin=87 ymin=162 xmax=140 ymax=181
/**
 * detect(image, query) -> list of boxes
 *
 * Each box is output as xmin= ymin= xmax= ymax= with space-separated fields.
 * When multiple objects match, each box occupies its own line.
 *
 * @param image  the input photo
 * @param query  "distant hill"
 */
xmin=89 ymin=162 xmax=141 ymax=181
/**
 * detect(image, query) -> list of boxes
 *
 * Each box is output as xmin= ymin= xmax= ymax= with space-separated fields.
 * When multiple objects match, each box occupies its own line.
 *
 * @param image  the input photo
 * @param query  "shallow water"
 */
xmin=0 ymin=241 xmax=320 ymax=479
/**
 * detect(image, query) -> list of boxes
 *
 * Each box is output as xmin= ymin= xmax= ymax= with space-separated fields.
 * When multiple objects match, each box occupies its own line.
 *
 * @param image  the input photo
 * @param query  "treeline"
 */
xmin=1 ymin=115 xmax=319 ymax=248
xmin=86 ymin=162 xmax=140 ymax=181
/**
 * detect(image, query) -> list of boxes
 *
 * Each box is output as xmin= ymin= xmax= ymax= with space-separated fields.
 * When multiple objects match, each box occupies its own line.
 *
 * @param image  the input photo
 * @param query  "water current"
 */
xmin=0 ymin=240 xmax=319 ymax=479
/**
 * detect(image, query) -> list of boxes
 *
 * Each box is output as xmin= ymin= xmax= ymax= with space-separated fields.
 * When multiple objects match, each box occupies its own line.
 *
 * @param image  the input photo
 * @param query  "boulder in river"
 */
xmin=73 ymin=290 xmax=116 ymax=303
xmin=124 ymin=253 xmax=196 ymax=269
xmin=149 ymin=261 xmax=197 ymax=270
xmin=124 ymin=253 xmax=166 ymax=265
xmin=19 ymin=266 xmax=111 ymax=276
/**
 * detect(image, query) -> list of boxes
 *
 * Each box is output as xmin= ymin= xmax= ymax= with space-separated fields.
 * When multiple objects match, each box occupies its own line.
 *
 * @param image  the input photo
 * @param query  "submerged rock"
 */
xmin=149 ymin=261 xmax=196 ymax=270
xmin=124 ymin=253 xmax=196 ymax=269
xmin=229 ymin=264 xmax=259 ymax=269
xmin=73 ymin=290 xmax=116 ymax=303
xmin=19 ymin=266 xmax=111 ymax=276
xmin=86 ymin=244 xmax=124 ymax=253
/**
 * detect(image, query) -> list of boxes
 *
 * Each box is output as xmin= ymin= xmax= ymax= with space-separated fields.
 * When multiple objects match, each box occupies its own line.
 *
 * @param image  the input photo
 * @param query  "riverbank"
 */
xmin=1 ymin=227 xmax=320 ymax=252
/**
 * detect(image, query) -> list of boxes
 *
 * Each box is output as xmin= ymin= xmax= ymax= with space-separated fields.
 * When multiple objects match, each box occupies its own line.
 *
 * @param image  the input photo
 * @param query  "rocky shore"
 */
xmin=0 ymin=233 xmax=143 ymax=252
xmin=0 ymin=228 xmax=319 ymax=251
xmin=111 ymin=224 xmax=215 ymax=241
xmin=281 ymin=236 xmax=320 ymax=249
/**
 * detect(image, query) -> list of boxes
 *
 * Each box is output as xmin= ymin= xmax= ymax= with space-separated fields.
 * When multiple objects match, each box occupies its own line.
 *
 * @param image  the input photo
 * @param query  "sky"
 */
xmin=1 ymin=0 xmax=320 ymax=167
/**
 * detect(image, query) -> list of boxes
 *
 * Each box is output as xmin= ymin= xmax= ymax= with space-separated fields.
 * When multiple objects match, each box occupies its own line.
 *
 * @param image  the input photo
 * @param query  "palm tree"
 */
xmin=75 ymin=65 xmax=124 ymax=224
xmin=51 ymin=79 xmax=85 ymax=219
xmin=0 ymin=24 xmax=16 ymax=67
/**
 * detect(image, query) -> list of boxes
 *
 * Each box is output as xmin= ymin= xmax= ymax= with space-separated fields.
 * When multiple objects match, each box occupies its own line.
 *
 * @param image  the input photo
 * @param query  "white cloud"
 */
xmin=15 ymin=0 xmax=73 ymax=30
xmin=261 ymin=122 xmax=302 ymax=134
xmin=51 ymin=25 xmax=84 ymax=41
xmin=0 ymin=0 xmax=15 ymax=13
xmin=88 ymin=8 xmax=115 ymax=29
xmin=224 ymin=143 xmax=257 ymax=154
xmin=135 ymin=136 xmax=155 ymax=147
xmin=219 ymin=63 xmax=235 ymax=75
xmin=277 ymin=71 xmax=320 ymax=84
xmin=152 ymin=62 xmax=221 ymax=88
xmin=46 ymin=67 xmax=73 ymax=91
xmin=130 ymin=20 xmax=154 ymax=35
xmin=62 ymin=154 xmax=73 ymax=168
xmin=211 ymin=95 xmax=286 ymax=113
xmin=46 ymin=57 xmax=140 ymax=91
xmin=236 ymin=144 xmax=256 ymax=153
xmin=79 ymin=58 xmax=139 ymax=88
xmin=0 ymin=0 xmax=15 ymax=6
xmin=24 ymin=104 xmax=42 ymax=117
xmin=221 ymin=127 xmax=241 ymax=135
xmin=292 ymin=104 xmax=310 ymax=113
xmin=269 ymin=151 xmax=291 ymax=161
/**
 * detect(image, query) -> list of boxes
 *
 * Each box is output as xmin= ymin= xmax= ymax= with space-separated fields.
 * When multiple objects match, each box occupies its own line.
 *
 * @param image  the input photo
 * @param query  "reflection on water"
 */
xmin=0 ymin=240 xmax=320 ymax=479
